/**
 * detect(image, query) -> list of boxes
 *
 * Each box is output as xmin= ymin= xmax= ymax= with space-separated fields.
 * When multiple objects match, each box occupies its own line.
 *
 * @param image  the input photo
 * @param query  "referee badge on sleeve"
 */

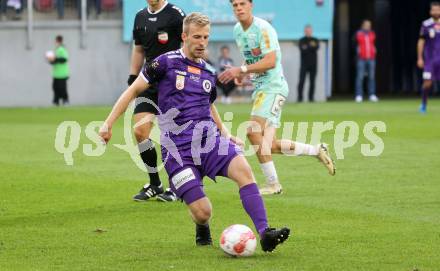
xmin=158 ymin=31 xmax=169 ymax=44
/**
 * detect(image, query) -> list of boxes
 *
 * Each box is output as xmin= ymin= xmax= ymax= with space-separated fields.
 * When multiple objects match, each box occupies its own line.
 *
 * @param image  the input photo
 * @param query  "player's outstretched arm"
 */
xmin=99 ymin=77 xmax=149 ymax=144
xmin=210 ymin=104 xmax=244 ymax=148
xmin=218 ymin=51 xmax=276 ymax=84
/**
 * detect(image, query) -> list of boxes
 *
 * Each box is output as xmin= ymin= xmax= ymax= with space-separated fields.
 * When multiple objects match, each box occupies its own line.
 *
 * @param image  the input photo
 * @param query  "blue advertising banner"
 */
xmin=123 ymin=0 xmax=333 ymax=42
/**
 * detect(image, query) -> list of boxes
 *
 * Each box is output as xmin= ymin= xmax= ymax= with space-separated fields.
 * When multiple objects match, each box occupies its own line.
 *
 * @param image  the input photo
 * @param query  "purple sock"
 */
xmin=239 ymin=183 xmax=269 ymax=238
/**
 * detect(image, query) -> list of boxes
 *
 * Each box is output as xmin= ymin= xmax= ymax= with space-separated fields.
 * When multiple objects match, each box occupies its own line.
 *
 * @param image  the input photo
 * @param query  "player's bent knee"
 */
xmin=133 ymin=126 xmax=150 ymax=143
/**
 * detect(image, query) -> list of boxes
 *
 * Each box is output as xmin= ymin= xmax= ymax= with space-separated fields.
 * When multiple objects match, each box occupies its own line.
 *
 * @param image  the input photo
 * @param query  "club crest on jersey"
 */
xmin=203 ymin=80 xmax=212 ymax=93
xmin=429 ymin=28 xmax=436 ymax=38
xmin=176 ymin=75 xmax=185 ymax=90
xmin=158 ymin=31 xmax=168 ymax=44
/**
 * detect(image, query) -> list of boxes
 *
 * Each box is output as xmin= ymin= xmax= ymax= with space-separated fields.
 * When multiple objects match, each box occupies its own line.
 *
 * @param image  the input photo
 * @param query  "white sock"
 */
xmin=293 ymin=142 xmax=319 ymax=156
xmin=260 ymin=161 xmax=279 ymax=184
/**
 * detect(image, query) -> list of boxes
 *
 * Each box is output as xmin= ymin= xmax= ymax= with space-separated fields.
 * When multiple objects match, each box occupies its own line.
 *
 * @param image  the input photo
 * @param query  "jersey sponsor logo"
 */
xmin=158 ymin=31 xmax=169 ymax=44
xmin=188 ymin=66 xmax=201 ymax=75
xmin=203 ymin=80 xmax=212 ymax=93
xmin=190 ymin=74 xmax=200 ymax=82
xmin=171 ymin=168 xmax=196 ymax=190
xmin=244 ymin=51 xmax=253 ymax=58
xmin=251 ymin=47 xmax=262 ymax=57
xmin=148 ymin=17 xmax=157 ymax=22
xmin=176 ymin=75 xmax=185 ymax=90
xmin=175 ymin=70 xmax=187 ymax=76
xmin=245 ymin=56 xmax=263 ymax=65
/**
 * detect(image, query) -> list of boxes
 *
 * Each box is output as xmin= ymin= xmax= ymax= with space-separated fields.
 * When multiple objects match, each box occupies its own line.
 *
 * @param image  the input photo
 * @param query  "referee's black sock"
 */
xmin=138 ymin=139 xmax=161 ymax=187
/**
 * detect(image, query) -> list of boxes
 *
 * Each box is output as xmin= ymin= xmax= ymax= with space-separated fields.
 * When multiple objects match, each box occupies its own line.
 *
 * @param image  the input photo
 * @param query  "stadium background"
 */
xmin=0 ymin=0 xmax=436 ymax=107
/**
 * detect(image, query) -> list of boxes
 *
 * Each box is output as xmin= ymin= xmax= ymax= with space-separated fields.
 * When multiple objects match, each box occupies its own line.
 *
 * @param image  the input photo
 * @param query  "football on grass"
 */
xmin=220 ymin=224 xmax=257 ymax=257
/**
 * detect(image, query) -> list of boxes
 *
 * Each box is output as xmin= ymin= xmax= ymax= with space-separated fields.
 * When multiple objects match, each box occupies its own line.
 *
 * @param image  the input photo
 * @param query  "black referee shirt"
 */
xmin=133 ymin=2 xmax=185 ymax=63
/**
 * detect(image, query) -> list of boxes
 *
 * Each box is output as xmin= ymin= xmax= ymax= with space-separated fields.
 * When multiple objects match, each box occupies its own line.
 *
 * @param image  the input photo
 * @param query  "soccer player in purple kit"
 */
xmin=417 ymin=2 xmax=440 ymax=113
xmin=99 ymin=13 xmax=290 ymax=252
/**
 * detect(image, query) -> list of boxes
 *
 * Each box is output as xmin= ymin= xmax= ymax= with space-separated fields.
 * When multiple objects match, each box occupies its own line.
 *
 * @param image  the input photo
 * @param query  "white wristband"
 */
xmin=240 ymin=65 xmax=248 ymax=73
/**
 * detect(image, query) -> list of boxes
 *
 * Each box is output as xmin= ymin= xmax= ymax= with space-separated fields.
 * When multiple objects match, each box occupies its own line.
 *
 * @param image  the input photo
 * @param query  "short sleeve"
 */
xmin=260 ymin=25 xmax=279 ymax=55
xmin=141 ymin=55 xmax=168 ymax=84
xmin=172 ymin=5 xmax=185 ymax=38
xmin=419 ymin=25 xmax=427 ymax=39
xmin=133 ymin=14 xmax=142 ymax=45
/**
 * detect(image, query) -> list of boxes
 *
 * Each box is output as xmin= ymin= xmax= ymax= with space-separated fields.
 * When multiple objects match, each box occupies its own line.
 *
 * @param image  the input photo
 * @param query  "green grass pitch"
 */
xmin=0 ymin=100 xmax=439 ymax=270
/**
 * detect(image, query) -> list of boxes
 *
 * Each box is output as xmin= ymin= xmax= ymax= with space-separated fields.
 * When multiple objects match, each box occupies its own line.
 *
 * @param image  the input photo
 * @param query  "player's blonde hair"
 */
xmin=183 ymin=12 xmax=210 ymax=34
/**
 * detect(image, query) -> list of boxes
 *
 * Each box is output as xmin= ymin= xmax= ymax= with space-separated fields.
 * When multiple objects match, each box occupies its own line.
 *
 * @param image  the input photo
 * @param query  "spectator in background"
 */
xmin=355 ymin=19 xmax=379 ymax=103
xmin=217 ymin=45 xmax=235 ymax=104
xmin=46 ymin=35 xmax=70 ymax=106
xmin=297 ymin=25 xmax=319 ymax=102
xmin=77 ymin=0 xmax=102 ymax=19
xmin=4 ymin=0 xmax=22 ymax=20
xmin=57 ymin=0 xmax=65 ymax=19
xmin=0 ymin=0 xmax=7 ymax=21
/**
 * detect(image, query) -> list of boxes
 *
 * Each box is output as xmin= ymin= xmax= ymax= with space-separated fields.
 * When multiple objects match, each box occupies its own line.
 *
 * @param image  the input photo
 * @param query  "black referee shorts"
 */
xmin=134 ymin=88 xmax=159 ymax=115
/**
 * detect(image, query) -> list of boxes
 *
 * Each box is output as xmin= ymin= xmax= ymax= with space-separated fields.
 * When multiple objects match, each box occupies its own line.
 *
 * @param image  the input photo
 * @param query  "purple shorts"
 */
xmin=423 ymin=59 xmax=440 ymax=81
xmin=162 ymin=135 xmax=241 ymax=204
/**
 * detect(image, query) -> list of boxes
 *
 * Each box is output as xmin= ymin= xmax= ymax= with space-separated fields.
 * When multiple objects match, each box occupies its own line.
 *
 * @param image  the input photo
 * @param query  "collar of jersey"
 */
xmin=179 ymin=48 xmax=204 ymax=66
xmin=241 ymin=16 xmax=255 ymax=34
xmin=147 ymin=1 xmax=168 ymax=15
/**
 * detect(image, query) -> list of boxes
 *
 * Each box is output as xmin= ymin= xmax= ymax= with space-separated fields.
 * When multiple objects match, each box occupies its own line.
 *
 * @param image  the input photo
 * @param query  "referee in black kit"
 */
xmin=128 ymin=0 xmax=185 ymax=202
xmin=297 ymin=24 xmax=319 ymax=103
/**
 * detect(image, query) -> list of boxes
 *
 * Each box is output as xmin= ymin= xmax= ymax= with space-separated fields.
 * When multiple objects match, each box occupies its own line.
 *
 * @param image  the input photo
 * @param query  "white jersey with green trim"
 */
xmin=233 ymin=16 xmax=289 ymax=96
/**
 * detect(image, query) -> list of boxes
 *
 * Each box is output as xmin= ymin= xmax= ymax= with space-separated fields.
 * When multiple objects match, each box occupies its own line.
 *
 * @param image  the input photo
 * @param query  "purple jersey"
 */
xmin=140 ymin=49 xmax=218 ymax=151
xmin=420 ymin=18 xmax=440 ymax=80
xmin=420 ymin=18 xmax=440 ymax=62
xmin=140 ymin=49 xmax=241 ymax=200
